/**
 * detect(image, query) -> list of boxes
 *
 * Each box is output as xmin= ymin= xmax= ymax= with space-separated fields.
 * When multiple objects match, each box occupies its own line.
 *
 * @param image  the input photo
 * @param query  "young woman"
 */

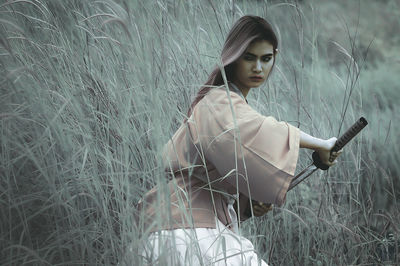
xmin=135 ymin=15 xmax=341 ymax=265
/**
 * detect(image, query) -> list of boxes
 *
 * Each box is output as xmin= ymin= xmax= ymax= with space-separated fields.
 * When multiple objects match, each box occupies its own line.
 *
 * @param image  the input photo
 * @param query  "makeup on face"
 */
xmin=232 ymin=40 xmax=275 ymax=96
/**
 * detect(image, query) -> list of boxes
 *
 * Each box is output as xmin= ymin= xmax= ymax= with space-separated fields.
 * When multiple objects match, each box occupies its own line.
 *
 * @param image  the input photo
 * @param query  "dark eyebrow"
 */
xmin=244 ymin=52 xmax=273 ymax=57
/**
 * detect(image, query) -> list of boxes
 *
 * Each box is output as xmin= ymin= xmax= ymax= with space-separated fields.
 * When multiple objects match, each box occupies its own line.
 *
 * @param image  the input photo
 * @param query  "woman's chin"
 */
xmin=248 ymin=81 xmax=264 ymax=87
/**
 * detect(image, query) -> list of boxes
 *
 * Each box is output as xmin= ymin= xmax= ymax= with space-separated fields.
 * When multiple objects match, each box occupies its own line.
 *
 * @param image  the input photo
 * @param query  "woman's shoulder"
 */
xmin=192 ymin=85 xmax=253 ymax=124
xmin=203 ymin=85 xmax=246 ymax=104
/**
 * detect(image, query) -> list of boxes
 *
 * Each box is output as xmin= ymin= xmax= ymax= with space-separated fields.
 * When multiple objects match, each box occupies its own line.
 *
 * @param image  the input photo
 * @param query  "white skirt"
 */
xmin=136 ymin=218 xmax=269 ymax=266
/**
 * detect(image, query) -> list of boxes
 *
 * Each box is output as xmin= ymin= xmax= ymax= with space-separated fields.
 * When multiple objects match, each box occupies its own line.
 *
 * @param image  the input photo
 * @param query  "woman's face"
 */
xmin=231 ymin=40 xmax=275 ymax=92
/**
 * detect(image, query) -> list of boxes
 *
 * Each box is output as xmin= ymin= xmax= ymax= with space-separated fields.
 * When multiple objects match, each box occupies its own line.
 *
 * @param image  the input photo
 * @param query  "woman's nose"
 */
xmin=253 ymin=60 xmax=262 ymax=72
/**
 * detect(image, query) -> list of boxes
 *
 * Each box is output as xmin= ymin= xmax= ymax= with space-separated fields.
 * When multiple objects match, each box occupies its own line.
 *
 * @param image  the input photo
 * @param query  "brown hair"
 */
xmin=184 ymin=15 xmax=278 ymax=123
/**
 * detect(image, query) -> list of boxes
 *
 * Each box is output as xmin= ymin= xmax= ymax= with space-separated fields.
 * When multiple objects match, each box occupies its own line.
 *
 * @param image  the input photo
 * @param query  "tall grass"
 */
xmin=0 ymin=0 xmax=398 ymax=265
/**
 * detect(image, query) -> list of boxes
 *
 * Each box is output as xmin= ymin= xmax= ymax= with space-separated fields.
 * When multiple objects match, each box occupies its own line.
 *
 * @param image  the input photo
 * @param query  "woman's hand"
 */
xmin=300 ymin=132 xmax=343 ymax=167
xmin=252 ymin=202 xmax=273 ymax=217
xmin=316 ymin=137 xmax=343 ymax=166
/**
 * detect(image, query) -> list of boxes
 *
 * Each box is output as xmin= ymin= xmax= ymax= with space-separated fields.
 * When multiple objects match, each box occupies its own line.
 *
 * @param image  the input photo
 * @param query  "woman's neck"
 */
xmin=230 ymin=82 xmax=248 ymax=99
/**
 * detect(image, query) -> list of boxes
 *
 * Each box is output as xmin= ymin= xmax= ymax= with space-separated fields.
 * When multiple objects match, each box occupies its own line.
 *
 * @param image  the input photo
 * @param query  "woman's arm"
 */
xmin=241 ymin=131 xmax=343 ymax=220
xmin=299 ymin=130 xmax=331 ymax=150
xmin=300 ymin=130 xmax=342 ymax=166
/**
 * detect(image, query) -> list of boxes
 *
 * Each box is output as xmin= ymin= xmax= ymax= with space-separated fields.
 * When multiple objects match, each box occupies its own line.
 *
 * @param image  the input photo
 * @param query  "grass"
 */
xmin=0 ymin=0 xmax=399 ymax=265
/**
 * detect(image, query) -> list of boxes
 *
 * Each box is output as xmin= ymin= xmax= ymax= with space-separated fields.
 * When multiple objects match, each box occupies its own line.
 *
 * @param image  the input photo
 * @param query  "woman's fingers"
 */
xmin=252 ymin=202 xmax=273 ymax=216
xmin=332 ymin=150 xmax=343 ymax=156
xmin=328 ymin=149 xmax=343 ymax=163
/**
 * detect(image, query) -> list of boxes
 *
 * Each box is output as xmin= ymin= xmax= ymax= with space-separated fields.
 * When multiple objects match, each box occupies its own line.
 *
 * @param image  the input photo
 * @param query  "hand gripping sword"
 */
xmin=288 ymin=117 xmax=368 ymax=191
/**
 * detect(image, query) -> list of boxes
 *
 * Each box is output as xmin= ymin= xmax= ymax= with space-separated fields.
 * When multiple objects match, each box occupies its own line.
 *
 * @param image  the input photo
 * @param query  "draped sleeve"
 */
xmin=188 ymin=86 xmax=300 ymax=207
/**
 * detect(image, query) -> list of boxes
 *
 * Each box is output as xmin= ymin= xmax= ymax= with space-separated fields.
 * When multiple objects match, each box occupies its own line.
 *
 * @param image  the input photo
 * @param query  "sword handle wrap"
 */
xmin=313 ymin=117 xmax=368 ymax=170
xmin=332 ymin=117 xmax=368 ymax=151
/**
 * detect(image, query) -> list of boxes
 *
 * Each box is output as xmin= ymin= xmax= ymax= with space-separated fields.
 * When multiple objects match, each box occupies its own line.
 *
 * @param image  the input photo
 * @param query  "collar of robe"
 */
xmin=228 ymin=82 xmax=248 ymax=104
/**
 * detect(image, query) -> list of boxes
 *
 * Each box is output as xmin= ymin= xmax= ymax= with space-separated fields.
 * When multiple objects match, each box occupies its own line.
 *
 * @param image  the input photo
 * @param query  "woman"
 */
xmin=135 ymin=15 xmax=341 ymax=265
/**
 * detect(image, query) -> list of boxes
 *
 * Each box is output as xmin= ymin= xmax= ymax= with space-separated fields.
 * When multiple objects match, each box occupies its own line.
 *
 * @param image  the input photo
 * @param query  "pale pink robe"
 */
xmin=137 ymin=82 xmax=300 ymax=232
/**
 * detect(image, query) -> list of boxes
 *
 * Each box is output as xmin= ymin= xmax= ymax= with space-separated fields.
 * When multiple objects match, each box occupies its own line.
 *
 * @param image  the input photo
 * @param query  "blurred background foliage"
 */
xmin=0 ymin=0 xmax=399 ymax=265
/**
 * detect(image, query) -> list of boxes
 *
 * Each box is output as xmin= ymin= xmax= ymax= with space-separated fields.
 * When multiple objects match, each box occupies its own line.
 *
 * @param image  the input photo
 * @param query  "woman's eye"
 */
xmin=243 ymin=55 xmax=272 ymax=62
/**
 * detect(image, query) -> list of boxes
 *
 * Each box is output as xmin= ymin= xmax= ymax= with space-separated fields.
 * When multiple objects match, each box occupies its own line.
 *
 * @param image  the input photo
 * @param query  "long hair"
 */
xmin=184 ymin=15 xmax=278 ymax=123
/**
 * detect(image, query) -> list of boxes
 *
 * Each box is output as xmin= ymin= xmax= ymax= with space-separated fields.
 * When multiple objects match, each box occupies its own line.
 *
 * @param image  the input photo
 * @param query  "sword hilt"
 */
xmin=313 ymin=117 xmax=368 ymax=170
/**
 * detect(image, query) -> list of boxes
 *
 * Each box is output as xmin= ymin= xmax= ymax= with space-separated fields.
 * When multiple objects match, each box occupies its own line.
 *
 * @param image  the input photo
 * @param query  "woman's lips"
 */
xmin=249 ymin=77 xmax=263 ymax=81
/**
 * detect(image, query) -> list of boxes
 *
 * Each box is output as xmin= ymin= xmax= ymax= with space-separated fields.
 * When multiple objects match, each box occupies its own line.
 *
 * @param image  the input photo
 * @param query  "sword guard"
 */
xmin=312 ymin=151 xmax=330 ymax=170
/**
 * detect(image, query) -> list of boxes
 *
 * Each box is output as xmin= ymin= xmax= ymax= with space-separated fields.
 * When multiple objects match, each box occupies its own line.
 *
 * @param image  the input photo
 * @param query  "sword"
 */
xmin=288 ymin=117 xmax=368 ymax=191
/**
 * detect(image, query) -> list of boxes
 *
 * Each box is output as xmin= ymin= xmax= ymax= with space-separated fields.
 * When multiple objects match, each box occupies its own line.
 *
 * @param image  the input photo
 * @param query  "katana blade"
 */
xmin=288 ymin=164 xmax=317 ymax=191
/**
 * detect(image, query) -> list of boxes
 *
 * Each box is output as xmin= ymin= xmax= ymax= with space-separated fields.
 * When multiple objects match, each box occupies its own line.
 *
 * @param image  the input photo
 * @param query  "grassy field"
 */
xmin=1 ymin=0 xmax=399 ymax=265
